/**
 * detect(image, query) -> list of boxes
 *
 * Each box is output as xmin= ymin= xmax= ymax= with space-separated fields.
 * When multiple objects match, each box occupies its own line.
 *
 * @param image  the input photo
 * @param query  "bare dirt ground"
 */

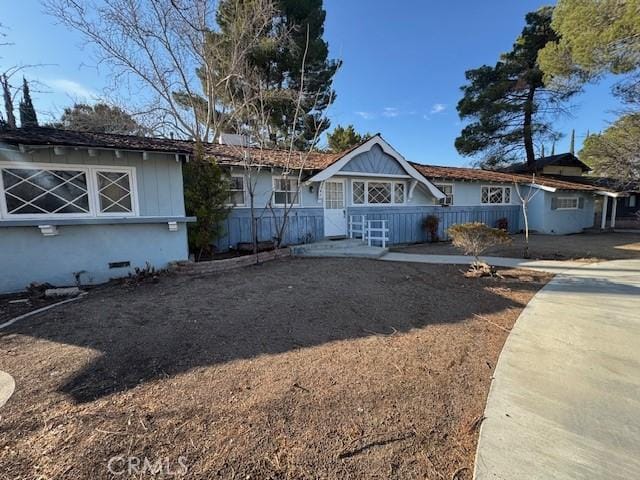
xmin=394 ymin=232 xmax=640 ymax=262
xmin=0 ymin=258 xmax=550 ymax=479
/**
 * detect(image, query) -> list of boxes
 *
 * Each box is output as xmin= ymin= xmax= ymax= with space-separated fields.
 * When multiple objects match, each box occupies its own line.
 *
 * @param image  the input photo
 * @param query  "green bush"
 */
xmin=183 ymin=146 xmax=231 ymax=260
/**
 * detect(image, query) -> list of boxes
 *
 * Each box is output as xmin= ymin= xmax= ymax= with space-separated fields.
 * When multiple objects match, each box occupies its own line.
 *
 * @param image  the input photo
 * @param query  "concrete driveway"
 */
xmin=474 ymin=260 xmax=640 ymax=479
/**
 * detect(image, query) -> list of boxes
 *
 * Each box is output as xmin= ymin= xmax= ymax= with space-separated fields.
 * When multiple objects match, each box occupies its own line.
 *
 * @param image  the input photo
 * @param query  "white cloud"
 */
xmin=430 ymin=103 xmax=446 ymax=114
xmin=382 ymin=107 xmax=399 ymax=118
xmin=355 ymin=111 xmax=376 ymax=120
xmin=47 ymin=78 xmax=98 ymax=101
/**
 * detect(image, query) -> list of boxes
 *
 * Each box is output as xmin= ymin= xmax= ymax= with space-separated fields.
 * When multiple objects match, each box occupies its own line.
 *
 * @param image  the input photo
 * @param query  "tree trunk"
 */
xmin=523 ymin=86 xmax=536 ymax=171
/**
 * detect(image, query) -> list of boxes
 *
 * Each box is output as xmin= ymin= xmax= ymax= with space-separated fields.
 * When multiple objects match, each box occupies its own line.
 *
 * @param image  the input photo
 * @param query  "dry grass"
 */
xmin=0 ymin=258 xmax=550 ymax=479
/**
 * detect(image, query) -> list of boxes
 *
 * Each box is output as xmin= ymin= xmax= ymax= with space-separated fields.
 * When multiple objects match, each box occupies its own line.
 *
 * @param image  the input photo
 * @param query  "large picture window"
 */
xmin=0 ymin=163 xmax=137 ymax=219
xmin=351 ymin=180 xmax=406 ymax=205
xmin=481 ymin=186 xmax=511 ymax=204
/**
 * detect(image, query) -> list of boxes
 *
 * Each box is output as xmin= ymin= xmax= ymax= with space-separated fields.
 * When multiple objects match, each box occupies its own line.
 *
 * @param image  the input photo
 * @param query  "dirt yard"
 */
xmin=394 ymin=232 xmax=640 ymax=262
xmin=0 ymin=258 xmax=550 ymax=479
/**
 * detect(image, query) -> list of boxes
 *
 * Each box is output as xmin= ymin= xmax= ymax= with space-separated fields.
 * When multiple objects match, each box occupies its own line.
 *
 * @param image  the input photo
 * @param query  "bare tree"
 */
xmin=45 ymin=0 xmax=278 ymax=142
xmin=513 ymin=175 xmax=542 ymax=258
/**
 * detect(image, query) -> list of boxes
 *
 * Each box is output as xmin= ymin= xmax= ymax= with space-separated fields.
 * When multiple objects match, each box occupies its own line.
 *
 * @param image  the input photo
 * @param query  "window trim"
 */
xmin=433 ymin=182 xmax=454 ymax=206
xmin=226 ymin=174 xmax=246 ymax=207
xmin=555 ymin=196 xmax=579 ymax=210
xmin=480 ymin=185 xmax=512 ymax=205
xmin=271 ymin=175 xmax=300 ymax=207
xmin=350 ymin=179 xmax=407 ymax=206
xmin=0 ymin=161 xmax=138 ymax=220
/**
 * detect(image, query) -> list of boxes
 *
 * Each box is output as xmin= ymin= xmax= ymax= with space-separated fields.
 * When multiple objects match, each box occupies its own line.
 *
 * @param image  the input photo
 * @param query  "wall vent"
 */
xmin=109 ymin=261 xmax=131 ymax=269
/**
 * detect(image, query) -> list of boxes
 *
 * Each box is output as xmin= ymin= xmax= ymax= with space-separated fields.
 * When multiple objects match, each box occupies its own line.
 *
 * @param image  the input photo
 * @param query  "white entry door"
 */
xmin=324 ymin=180 xmax=347 ymax=237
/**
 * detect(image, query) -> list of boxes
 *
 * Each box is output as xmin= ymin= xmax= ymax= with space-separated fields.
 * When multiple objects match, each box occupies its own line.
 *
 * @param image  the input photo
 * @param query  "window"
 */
xmin=97 ymin=170 xmax=133 ymax=213
xmin=272 ymin=176 xmax=299 ymax=206
xmin=394 ymin=183 xmax=405 ymax=203
xmin=352 ymin=181 xmax=365 ymax=204
xmin=324 ymin=181 xmax=344 ymax=209
xmin=227 ymin=175 xmax=245 ymax=206
xmin=556 ymin=196 xmax=579 ymax=210
xmin=368 ymin=182 xmax=391 ymax=204
xmin=434 ymin=183 xmax=453 ymax=205
xmin=481 ymin=186 xmax=511 ymax=204
xmin=351 ymin=180 xmax=406 ymax=205
xmin=629 ymin=195 xmax=637 ymax=208
xmin=0 ymin=163 xmax=137 ymax=219
xmin=2 ymin=167 xmax=90 ymax=215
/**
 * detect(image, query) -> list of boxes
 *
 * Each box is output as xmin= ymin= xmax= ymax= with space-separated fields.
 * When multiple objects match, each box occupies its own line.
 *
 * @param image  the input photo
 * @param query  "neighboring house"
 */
xmin=0 ymin=128 xmax=626 ymax=292
xmin=0 ymin=128 xmax=195 ymax=293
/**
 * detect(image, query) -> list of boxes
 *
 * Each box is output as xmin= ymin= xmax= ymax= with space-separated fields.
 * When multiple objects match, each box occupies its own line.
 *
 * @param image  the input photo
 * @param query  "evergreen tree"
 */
xmin=326 ymin=124 xmax=371 ymax=152
xmin=455 ymin=7 xmax=577 ymax=169
xmin=214 ymin=0 xmax=339 ymax=149
xmin=569 ymin=128 xmax=575 ymax=154
xmin=48 ymin=103 xmax=145 ymax=135
xmin=551 ymin=140 xmax=556 ymax=155
xmin=1 ymin=74 xmax=16 ymax=128
xmin=19 ymin=77 xmax=38 ymax=127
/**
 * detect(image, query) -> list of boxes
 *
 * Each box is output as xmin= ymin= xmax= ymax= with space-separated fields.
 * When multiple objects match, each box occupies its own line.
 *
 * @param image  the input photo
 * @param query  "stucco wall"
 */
xmin=0 ymin=223 xmax=188 ymax=292
xmin=0 ymin=146 xmax=190 ymax=292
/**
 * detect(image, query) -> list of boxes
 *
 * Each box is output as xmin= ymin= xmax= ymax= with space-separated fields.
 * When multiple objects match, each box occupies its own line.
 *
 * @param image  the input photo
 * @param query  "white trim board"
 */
xmin=306 ymin=135 xmax=445 ymax=200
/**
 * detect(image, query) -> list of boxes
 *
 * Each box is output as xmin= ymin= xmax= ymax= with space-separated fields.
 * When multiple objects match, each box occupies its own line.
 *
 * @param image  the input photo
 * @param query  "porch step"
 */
xmin=291 ymin=239 xmax=388 ymax=259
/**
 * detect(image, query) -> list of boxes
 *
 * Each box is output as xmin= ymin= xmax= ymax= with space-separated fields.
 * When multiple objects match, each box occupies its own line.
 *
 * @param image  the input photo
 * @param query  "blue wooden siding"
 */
xmin=214 ymin=205 xmax=521 ymax=250
xmin=214 ymin=208 xmax=324 ymax=250
xmin=347 ymin=205 xmax=521 ymax=243
xmin=340 ymin=144 xmax=405 ymax=175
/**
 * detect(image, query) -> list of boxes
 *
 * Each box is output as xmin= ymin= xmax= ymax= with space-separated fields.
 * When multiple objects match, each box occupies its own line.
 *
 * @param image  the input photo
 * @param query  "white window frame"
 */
xmin=0 ymin=161 xmax=138 ymax=220
xmin=556 ymin=196 xmax=579 ymax=210
xmin=481 ymin=185 xmax=512 ymax=205
xmin=350 ymin=179 xmax=407 ymax=206
xmin=434 ymin=183 xmax=454 ymax=206
xmin=226 ymin=174 xmax=246 ymax=207
xmin=271 ymin=175 xmax=300 ymax=207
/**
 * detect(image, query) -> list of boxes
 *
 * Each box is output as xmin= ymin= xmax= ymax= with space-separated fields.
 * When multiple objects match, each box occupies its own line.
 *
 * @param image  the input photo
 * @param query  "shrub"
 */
xmin=183 ymin=144 xmax=230 ymax=260
xmin=496 ymin=217 xmax=509 ymax=231
xmin=448 ymin=222 xmax=512 ymax=276
xmin=422 ymin=215 xmax=440 ymax=242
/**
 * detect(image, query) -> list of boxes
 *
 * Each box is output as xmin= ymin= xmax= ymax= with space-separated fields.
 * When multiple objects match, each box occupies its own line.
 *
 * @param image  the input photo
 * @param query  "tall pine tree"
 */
xmin=19 ymin=78 xmax=38 ymax=127
xmin=214 ymin=0 xmax=339 ymax=149
xmin=455 ymin=7 xmax=576 ymax=169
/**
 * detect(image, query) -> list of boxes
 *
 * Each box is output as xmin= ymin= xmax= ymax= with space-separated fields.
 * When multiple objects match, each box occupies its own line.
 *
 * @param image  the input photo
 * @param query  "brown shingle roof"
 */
xmin=0 ymin=127 xmax=613 ymax=192
xmin=0 ymin=127 xmax=340 ymax=170
xmin=412 ymin=163 xmax=601 ymax=192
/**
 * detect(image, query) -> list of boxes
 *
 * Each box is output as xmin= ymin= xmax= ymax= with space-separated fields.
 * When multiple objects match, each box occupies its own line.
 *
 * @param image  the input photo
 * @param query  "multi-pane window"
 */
xmin=481 ymin=186 xmax=511 ymax=204
xmin=272 ymin=176 xmax=299 ymax=206
xmin=556 ymin=197 xmax=579 ymax=210
xmin=97 ymin=171 xmax=133 ymax=213
xmin=227 ymin=176 xmax=245 ymax=206
xmin=351 ymin=180 xmax=406 ymax=205
xmin=434 ymin=183 xmax=453 ymax=205
xmin=2 ymin=168 xmax=90 ymax=215
xmin=352 ymin=181 xmax=365 ymax=204
xmin=0 ymin=164 xmax=137 ymax=218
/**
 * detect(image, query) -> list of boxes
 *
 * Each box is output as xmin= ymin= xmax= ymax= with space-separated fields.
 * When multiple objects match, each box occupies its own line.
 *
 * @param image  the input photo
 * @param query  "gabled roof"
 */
xmin=501 ymin=153 xmax=591 ymax=173
xmin=307 ymin=135 xmax=446 ymax=199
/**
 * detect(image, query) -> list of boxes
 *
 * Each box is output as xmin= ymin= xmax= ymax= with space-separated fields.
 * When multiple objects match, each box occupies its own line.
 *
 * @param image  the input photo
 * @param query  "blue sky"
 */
xmin=2 ymin=0 xmax=625 ymax=166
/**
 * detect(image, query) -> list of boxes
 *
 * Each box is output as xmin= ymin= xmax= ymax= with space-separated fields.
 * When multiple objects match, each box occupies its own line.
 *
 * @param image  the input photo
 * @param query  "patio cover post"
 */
xmin=600 ymin=196 xmax=608 ymax=230
xmin=610 ymin=197 xmax=618 ymax=228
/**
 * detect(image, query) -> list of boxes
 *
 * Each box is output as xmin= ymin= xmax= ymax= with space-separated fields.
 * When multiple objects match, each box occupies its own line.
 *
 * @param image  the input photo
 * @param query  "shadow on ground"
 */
xmin=2 ymin=258 xmax=550 ymax=403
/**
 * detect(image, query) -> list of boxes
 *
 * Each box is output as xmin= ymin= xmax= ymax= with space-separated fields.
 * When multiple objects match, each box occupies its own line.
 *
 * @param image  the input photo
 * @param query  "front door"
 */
xmin=324 ymin=180 xmax=347 ymax=237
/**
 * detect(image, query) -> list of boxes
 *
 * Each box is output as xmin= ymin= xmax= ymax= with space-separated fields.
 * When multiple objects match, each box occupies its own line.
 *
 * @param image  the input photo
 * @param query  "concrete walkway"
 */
xmin=383 ymin=252 xmax=640 ymax=479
